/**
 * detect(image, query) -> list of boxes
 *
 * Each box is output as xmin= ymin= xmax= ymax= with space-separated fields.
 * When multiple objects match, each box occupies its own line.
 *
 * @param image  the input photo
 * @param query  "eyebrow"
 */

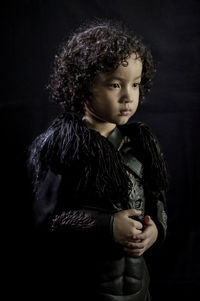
xmin=105 ymin=75 xmax=142 ymax=81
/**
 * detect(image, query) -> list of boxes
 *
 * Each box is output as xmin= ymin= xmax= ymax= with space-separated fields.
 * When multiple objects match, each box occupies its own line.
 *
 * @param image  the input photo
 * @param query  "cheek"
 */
xmin=133 ymin=89 xmax=140 ymax=98
xmin=133 ymin=90 xmax=140 ymax=106
xmin=135 ymin=98 xmax=140 ymax=109
xmin=91 ymin=92 xmax=115 ymax=108
xmin=89 ymin=98 xmax=107 ymax=115
xmin=131 ymin=98 xmax=139 ymax=115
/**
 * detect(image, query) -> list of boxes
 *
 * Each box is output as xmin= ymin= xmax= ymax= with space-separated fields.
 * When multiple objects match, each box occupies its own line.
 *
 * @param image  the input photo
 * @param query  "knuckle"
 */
xmin=127 ymin=242 xmax=132 ymax=248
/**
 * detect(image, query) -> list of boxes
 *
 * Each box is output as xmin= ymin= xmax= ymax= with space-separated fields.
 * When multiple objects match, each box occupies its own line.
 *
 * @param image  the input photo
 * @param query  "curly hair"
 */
xmin=47 ymin=19 xmax=156 ymax=114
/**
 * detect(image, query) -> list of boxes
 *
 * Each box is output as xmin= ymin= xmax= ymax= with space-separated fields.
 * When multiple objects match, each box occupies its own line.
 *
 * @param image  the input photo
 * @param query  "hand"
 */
xmin=123 ymin=215 xmax=158 ymax=257
xmin=113 ymin=209 xmax=143 ymax=246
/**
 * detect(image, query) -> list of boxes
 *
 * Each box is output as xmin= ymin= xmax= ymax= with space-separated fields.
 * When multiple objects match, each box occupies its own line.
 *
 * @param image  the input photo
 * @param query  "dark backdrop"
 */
xmin=2 ymin=0 xmax=200 ymax=300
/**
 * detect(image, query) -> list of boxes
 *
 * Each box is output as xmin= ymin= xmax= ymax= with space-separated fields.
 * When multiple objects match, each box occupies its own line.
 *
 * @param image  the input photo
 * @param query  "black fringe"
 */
xmin=120 ymin=122 xmax=169 ymax=194
xmin=28 ymin=112 xmax=132 ymax=208
xmin=28 ymin=113 xmax=169 ymax=210
xmin=51 ymin=210 xmax=95 ymax=232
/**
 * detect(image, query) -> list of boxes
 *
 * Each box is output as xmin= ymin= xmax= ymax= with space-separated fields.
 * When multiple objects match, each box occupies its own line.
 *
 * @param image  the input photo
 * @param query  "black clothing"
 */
xmin=28 ymin=112 xmax=168 ymax=300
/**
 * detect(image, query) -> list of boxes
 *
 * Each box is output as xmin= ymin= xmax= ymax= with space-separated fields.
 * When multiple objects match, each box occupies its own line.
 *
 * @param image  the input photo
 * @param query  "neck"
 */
xmin=82 ymin=114 xmax=116 ymax=138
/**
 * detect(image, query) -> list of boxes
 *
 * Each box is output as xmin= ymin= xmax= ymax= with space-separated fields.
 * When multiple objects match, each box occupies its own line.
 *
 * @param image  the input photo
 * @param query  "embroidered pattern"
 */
xmin=51 ymin=210 xmax=95 ymax=231
xmin=126 ymin=171 xmax=145 ymax=220
xmin=161 ymin=209 xmax=167 ymax=229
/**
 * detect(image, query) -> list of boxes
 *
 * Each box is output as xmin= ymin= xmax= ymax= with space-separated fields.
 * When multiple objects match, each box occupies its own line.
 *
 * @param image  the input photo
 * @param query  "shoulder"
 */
xmin=28 ymin=111 xmax=113 ymax=176
xmin=29 ymin=112 xmax=86 ymax=157
xmin=119 ymin=121 xmax=169 ymax=192
xmin=28 ymin=112 xmax=83 ymax=180
xmin=119 ymin=121 xmax=156 ymax=138
xmin=119 ymin=121 xmax=161 ymax=154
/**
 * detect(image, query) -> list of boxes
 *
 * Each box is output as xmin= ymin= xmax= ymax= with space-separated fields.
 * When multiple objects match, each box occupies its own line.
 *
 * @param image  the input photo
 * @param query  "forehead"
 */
xmin=98 ymin=53 xmax=143 ymax=82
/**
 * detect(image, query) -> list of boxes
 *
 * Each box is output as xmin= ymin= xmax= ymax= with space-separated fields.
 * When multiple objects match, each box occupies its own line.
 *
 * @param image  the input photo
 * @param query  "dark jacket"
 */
xmin=28 ymin=112 xmax=168 ymax=301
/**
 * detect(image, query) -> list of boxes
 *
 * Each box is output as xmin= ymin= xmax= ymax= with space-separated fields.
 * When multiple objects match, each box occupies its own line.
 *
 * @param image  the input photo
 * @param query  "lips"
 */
xmin=120 ymin=109 xmax=131 ymax=116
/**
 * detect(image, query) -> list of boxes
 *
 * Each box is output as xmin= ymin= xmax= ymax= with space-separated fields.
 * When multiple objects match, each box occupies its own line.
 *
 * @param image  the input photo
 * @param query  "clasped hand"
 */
xmin=113 ymin=209 xmax=158 ymax=257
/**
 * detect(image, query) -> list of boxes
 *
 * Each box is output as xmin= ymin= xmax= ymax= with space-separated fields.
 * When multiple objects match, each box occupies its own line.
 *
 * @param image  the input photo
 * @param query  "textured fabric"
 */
xmin=29 ymin=112 xmax=168 ymax=300
xmin=126 ymin=170 xmax=146 ymax=221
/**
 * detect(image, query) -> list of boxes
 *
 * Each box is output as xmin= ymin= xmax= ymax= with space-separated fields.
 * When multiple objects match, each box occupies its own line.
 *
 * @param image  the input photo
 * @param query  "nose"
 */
xmin=123 ymin=98 xmax=132 ymax=103
xmin=119 ymin=87 xmax=133 ymax=103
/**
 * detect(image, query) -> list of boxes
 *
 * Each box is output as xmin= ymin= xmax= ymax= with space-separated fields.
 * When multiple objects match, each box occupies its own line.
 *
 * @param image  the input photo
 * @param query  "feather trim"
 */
xmin=51 ymin=210 xmax=95 ymax=232
xmin=28 ymin=112 xmax=132 ymax=208
xmin=119 ymin=122 xmax=169 ymax=193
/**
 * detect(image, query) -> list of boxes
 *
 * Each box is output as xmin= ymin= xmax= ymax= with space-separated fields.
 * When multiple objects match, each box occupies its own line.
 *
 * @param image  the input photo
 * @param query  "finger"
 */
xmin=124 ymin=247 xmax=144 ymax=257
xmin=127 ymin=209 xmax=141 ymax=217
xmin=126 ymin=241 xmax=145 ymax=249
xmin=131 ymin=239 xmax=142 ymax=243
xmin=135 ymin=232 xmax=148 ymax=240
xmin=136 ymin=224 xmax=152 ymax=239
xmin=128 ymin=217 xmax=143 ymax=229
xmin=128 ymin=228 xmax=142 ymax=238
xmin=144 ymin=215 xmax=153 ymax=226
xmin=144 ymin=215 xmax=150 ymax=224
xmin=134 ymin=220 xmax=143 ymax=230
xmin=130 ymin=228 xmax=143 ymax=240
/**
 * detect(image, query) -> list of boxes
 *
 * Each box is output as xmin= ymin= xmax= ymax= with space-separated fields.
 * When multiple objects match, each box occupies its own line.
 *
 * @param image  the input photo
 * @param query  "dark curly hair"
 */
xmin=47 ymin=19 xmax=156 ymax=114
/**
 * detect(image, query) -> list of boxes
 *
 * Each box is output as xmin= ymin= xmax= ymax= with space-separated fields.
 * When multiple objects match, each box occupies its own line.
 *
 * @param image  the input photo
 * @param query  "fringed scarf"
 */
xmin=28 ymin=112 xmax=169 ymax=209
xmin=119 ymin=122 xmax=169 ymax=197
xmin=28 ymin=112 xmax=133 ymax=209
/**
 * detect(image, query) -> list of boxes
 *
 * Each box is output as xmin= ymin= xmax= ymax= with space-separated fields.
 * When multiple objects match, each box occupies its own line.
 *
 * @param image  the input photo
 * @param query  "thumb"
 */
xmin=144 ymin=215 xmax=153 ymax=225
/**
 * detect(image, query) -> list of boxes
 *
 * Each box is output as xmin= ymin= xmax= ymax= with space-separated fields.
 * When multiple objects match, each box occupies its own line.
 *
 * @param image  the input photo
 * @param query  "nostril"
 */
xmin=124 ymin=99 xmax=132 ymax=103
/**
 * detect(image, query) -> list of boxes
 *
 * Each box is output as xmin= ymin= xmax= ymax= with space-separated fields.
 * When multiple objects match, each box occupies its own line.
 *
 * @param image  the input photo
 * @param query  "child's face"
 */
xmin=86 ymin=53 xmax=143 ymax=126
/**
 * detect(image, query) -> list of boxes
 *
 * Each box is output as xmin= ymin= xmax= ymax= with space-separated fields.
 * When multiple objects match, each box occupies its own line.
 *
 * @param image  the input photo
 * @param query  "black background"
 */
xmin=2 ymin=0 xmax=200 ymax=300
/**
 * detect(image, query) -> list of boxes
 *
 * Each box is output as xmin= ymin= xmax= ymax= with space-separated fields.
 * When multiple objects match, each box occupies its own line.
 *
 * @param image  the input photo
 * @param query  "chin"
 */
xmin=116 ymin=118 xmax=129 ymax=125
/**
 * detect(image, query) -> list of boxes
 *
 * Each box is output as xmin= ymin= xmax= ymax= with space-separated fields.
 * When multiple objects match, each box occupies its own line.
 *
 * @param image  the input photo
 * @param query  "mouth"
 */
xmin=120 ymin=109 xmax=131 ymax=116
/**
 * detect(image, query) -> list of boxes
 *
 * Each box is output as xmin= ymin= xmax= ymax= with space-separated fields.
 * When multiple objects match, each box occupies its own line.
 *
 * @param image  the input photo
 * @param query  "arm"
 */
xmin=117 ymin=122 xmax=168 ymax=256
xmin=51 ymin=207 xmax=114 ymax=248
xmin=145 ymin=190 xmax=168 ymax=243
xmin=33 ymin=169 xmax=148 ymax=255
xmin=32 ymin=169 xmax=116 ymax=252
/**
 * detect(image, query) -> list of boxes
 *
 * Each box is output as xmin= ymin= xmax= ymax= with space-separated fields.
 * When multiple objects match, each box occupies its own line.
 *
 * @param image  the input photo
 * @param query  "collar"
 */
xmin=108 ymin=126 xmax=143 ymax=179
xmin=108 ymin=127 xmax=124 ymax=151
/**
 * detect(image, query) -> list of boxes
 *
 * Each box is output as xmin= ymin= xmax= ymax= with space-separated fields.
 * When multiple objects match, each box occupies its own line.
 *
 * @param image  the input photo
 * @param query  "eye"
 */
xmin=109 ymin=83 xmax=120 ymax=88
xmin=133 ymin=83 xmax=140 ymax=88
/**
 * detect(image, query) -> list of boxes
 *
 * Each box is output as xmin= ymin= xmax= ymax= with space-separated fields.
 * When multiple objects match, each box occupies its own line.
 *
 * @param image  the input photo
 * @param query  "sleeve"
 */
xmin=146 ymin=190 xmax=168 ymax=244
xmin=156 ymin=190 xmax=168 ymax=241
xmin=51 ymin=208 xmax=115 ymax=251
xmin=32 ymin=169 xmax=115 ymax=250
xmin=135 ymin=122 xmax=168 ymax=243
xmin=32 ymin=169 xmax=62 ymax=230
